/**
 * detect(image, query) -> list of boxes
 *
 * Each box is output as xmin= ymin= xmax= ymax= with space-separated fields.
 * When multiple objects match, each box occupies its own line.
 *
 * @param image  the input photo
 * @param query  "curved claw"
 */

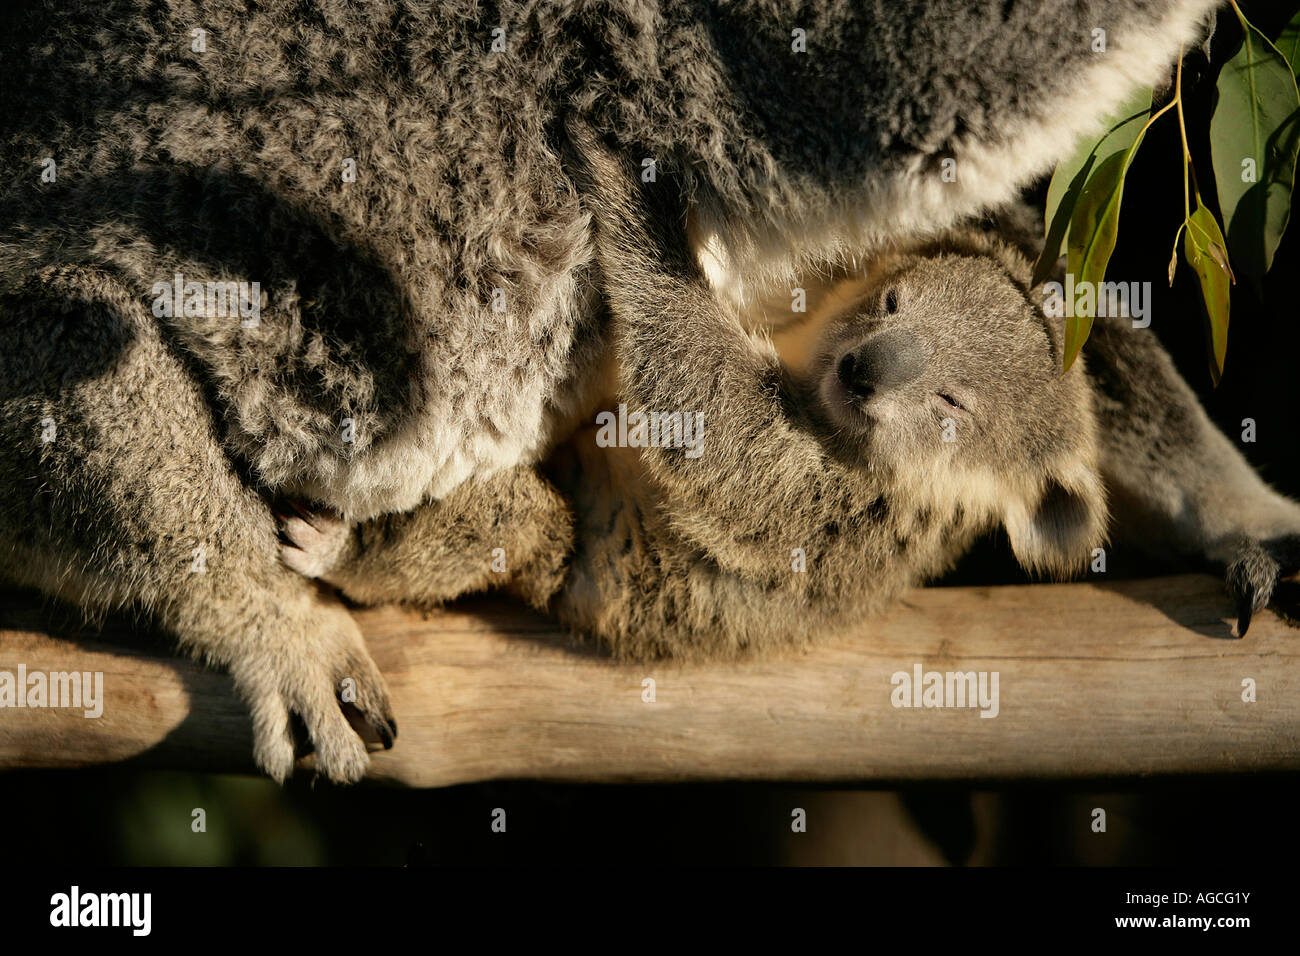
xmin=376 ymin=718 xmax=395 ymax=750
xmin=1225 ymin=539 xmax=1284 ymax=640
xmin=287 ymin=498 xmax=321 ymax=531
xmin=1235 ymin=593 xmax=1253 ymax=639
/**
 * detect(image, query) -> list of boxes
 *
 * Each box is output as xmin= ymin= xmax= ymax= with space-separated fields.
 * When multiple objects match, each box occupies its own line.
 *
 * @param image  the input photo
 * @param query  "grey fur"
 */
xmin=0 ymin=0 xmax=1224 ymax=779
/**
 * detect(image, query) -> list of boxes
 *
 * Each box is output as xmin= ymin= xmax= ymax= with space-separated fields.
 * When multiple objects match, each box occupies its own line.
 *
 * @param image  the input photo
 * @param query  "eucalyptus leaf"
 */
xmin=1060 ymin=129 xmax=1147 ymax=371
xmin=1183 ymin=203 xmax=1233 ymax=382
xmin=1034 ymin=86 xmax=1152 ymax=287
xmin=1210 ymin=13 xmax=1300 ymax=291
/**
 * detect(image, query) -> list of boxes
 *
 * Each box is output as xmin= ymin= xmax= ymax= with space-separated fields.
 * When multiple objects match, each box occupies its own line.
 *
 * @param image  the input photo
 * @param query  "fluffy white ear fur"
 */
xmin=1004 ymin=463 xmax=1109 ymax=579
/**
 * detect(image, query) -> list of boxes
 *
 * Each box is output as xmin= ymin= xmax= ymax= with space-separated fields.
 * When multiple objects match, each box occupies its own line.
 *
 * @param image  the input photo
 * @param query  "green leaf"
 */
xmin=1183 ymin=203 xmax=1234 ymax=383
xmin=1210 ymin=12 xmax=1300 ymax=292
xmin=1277 ymin=7 xmax=1300 ymax=76
xmin=1034 ymin=86 xmax=1152 ymax=287
xmin=1060 ymin=123 xmax=1149 ymax=371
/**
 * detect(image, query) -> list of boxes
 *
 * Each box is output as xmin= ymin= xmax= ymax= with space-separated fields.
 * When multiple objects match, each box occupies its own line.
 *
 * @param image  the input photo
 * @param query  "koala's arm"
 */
xmin=283 ymin=465 xmax=574 ymax=614
xmin=567 ymin=126 xmax=890 ymax=586
xmin=1085 ymin=316 xmax=1300 ymax=633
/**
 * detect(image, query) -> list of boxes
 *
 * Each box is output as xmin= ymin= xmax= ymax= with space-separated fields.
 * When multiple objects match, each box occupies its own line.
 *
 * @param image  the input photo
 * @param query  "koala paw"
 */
xmin=278 ymin=501 xmax=354 ymax=581
xmin=231 ymin=603 xmax=396 ymax=784
xmin=1225 ymin=535 xmax=1300 ymax=637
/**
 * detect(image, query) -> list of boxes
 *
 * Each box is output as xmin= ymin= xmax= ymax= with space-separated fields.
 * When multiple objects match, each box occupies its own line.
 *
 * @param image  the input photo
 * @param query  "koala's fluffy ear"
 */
xmin=1003 ymin=462 xmax=1108 ymax=579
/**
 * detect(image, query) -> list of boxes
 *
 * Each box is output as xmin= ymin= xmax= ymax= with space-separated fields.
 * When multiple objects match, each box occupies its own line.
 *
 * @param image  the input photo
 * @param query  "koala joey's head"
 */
xmin=801 ymin=232 xmax=1108 ymax=577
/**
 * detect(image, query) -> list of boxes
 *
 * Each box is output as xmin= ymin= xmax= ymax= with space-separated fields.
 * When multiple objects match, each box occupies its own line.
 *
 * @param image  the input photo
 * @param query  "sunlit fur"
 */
xmin=0 ymin=0 xmax=1230 ymax=778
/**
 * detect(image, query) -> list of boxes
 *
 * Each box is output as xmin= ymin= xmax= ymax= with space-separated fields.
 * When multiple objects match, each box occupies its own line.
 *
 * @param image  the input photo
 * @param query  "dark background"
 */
xmin=1 ymin=1 xmax=1296 ymax=865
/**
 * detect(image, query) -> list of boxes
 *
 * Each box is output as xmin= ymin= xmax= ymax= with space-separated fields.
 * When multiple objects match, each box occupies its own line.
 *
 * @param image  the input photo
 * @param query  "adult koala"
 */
xmin=0 ymin=0 xmax=1219 ymax=781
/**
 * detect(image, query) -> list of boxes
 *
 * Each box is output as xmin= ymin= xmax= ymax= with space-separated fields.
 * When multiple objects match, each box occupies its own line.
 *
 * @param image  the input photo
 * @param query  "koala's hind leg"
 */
xmin=0 ymin=268 xmax=394 ymax=781
xmin=1085 ymin=316 xmax=1300 ymax=634
xmin=280 ymin=465 xmax=574 ymax=614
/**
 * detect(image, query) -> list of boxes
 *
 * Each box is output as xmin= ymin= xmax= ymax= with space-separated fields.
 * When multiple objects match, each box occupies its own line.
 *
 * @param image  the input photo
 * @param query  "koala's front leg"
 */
xmin=1086 ymin=316 xmax=1300 ymax=634
xmin=281 ymin=465 xmax=574 ymax=614
xmin=567 ymin=124 xmax=876 ymax=583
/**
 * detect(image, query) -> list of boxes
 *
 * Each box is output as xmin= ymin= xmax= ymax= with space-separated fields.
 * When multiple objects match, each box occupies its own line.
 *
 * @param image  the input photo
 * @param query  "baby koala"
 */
xmin=281 ymin=157 xmax=1114 ymax=659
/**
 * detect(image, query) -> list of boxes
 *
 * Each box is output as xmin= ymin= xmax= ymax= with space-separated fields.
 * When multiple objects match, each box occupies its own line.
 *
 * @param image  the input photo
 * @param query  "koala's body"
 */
xmin=289 ymin=139 xmax=1300 ymax=661
xmin=0 ymin=0 xmax=1242 ymax=780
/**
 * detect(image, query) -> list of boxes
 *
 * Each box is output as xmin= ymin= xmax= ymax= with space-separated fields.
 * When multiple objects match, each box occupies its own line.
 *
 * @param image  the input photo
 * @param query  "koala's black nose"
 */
xmin=837 ymin=329 xmax=926 ymax=399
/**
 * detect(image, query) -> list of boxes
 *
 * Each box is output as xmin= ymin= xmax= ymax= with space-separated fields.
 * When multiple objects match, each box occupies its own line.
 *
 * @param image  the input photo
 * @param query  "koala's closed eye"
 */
xmin=883 ymin=288 xmax=899 ymax=314
xmin=936 ymin=392 xmax=966 ymax=413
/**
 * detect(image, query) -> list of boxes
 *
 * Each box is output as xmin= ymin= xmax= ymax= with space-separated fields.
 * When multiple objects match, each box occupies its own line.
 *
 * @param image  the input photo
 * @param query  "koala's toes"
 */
xmin=235 ymin=609 xmax=395 ymax=784
xmin=1224 ymin=536 xmax=1300 ymax=637
xmin=276 ymin=501 xmax=353 ymax=580
xmin=300 ymin=694 xmax=373 ymax=784
xmin=296 ymin=646 xmax=396 ymax=783
xmin=246 ymin=684 xmax=297 ymax=783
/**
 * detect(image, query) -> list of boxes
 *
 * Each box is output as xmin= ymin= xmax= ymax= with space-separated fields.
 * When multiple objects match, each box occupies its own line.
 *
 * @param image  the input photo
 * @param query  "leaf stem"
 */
xmin=1138 ymin=97 xmax=1177 ymax=142
xmin=1175 ymin=50 xmax=1192 ymax=218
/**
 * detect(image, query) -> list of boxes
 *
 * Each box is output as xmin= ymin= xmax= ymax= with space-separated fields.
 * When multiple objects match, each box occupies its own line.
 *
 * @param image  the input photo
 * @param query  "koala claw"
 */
xmin=1233 ymin=594 xmax=1253 ymax=639
xmin=1225 ymin=536 xmax=1300 ymax=638
xmin=278 ymin=502 xmax=353 ymax=580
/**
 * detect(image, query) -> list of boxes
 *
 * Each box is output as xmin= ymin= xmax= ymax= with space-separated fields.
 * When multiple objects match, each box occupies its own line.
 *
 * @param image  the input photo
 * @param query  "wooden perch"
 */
xmin=0 ymin=574 xmax=1296 ymax=786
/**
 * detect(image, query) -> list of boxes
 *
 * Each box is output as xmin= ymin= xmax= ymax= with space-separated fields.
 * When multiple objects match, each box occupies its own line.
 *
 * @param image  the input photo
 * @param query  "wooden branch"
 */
xmin=1 ymin=574 xmax=1296 ymax=786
